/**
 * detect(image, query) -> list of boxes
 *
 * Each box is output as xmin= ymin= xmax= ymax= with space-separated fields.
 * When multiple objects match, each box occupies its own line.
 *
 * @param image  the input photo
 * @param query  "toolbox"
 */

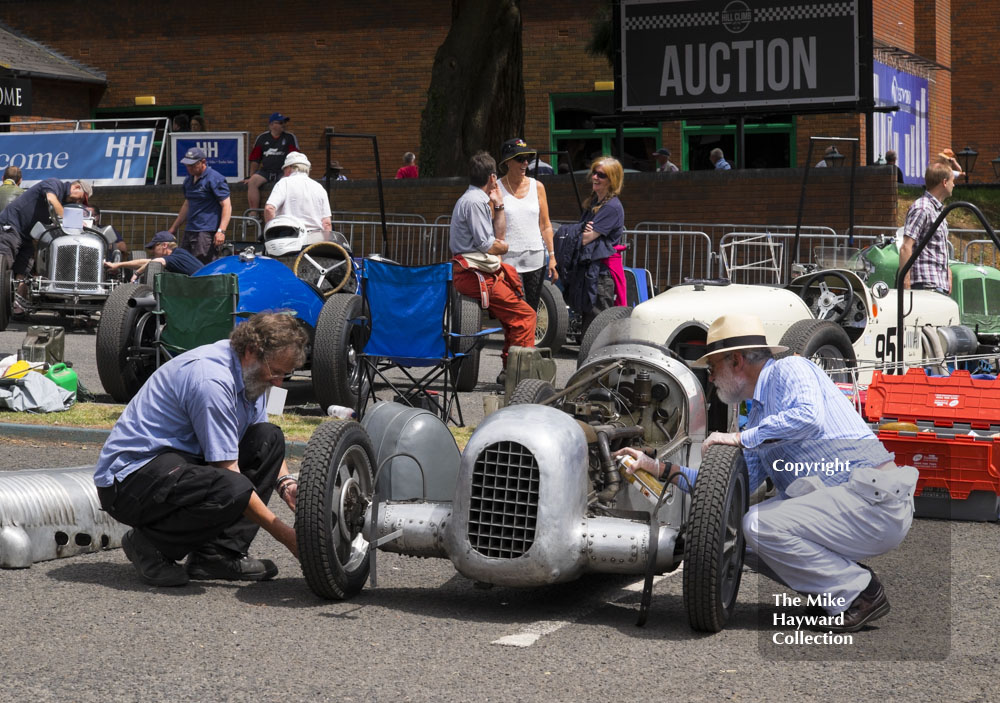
xmin=866 ymin=368 xmax=1000 ymax=521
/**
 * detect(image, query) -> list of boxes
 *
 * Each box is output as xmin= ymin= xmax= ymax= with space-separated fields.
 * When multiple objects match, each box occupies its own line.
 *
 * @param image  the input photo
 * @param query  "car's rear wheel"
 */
xmin=576 ymin=305 xmax=633 ymax=368
xmin=452 ymin=291 xmax=483 ymax=392
xmin=778 ymin=319 xmax=856 ymax=383
xmin=96 ymin=282 xmax=157 ymax=403
xmin=0 ymin=256 xmax=12 ymax=332
xmin=296 ymin=420 xmax=374 ymax=599
xmin=683 ymin=444 xmax=748 ymax=633
xmin=312 ymin=293 xmax=368 ymax=412
xmin=535 ymin=280 xmax=568 ymax=353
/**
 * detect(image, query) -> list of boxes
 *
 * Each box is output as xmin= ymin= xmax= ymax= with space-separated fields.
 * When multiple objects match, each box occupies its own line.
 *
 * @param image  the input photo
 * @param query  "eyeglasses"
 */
xmin=512 ymin=155 xmax=531 ymax=164
xmin=592 ymin=170 xmax=609 ymax=180
xmin=263 ymin=358 xmax=291 ymax=382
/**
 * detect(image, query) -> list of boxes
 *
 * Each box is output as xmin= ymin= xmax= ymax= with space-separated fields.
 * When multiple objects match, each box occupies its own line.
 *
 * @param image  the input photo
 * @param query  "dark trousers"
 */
xmin=97 ymin=424 xmax=285 ymax=561
xmin=181 ymin=230 xmax=220 ymax=265
xmin=519 ymin=266 xmax=545 ymax=312
xmin=0 ymin=226 xmax=33 ymax=275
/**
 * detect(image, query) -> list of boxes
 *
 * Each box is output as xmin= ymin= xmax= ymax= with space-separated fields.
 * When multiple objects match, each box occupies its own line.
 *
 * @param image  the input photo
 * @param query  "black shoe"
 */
xmin=825 ymin=571 xmax=891 ymax=633
xmin=121 ymin=529 xmax=189 ymax=587
xmin=496 ymin=371 xmax=506 ymax=385
xmin=186 ymin=553 xmax=278 ymax=582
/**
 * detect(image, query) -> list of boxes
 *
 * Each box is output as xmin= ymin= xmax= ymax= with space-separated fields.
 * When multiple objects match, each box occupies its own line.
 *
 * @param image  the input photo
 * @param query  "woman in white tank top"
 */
xmin=497 ymin=138 xmax=556 ymax=311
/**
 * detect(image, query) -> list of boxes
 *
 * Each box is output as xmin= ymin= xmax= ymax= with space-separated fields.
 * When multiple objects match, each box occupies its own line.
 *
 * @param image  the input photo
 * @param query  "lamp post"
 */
xmin=826 ymin=147 xmax=845 ymax=168
xmin=992 ymin=154 xmax=1000 ymax=181
xmin=957 ymin=146 xmax=977 ymax=184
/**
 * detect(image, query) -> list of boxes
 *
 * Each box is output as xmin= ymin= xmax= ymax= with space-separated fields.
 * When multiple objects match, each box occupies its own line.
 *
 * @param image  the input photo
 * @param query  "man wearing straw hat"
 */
xmin=615 ymin=314 xmax=919 ymax=633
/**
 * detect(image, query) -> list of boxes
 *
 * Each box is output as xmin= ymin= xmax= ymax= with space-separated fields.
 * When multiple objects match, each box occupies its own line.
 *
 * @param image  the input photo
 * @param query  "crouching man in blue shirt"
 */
xmin=615 ymin=314 xmax=919 ymax=633
xmin=94 ymin=314 xmax=307 ymax=586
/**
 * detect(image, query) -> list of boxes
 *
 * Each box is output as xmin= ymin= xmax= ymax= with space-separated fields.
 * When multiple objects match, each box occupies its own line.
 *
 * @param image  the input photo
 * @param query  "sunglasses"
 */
xmin=592 ymin=170 xmax=609 ymax=180
xmin=512 ymin=155 xmax=532 ymax=164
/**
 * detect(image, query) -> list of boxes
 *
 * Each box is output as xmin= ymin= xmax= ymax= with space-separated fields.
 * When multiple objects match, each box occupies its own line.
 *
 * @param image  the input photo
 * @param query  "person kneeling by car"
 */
xmin=94 ymin=314 xmax=306 ymax=586
xmin=104 ymin=231 xmax=204 ymax=281
xmin=614 ymin=314 xmax=918 ymax=633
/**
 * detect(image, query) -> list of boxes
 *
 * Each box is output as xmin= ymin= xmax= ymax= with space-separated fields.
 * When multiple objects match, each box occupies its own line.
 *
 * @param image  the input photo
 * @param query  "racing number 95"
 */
xmin=875 ymin=327 xmax=898 ymax=369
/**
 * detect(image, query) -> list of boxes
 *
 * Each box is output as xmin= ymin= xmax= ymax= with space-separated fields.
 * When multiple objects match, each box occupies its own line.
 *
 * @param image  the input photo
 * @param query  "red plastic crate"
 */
xmin=877 ymin=430 xmax=1000 ymax=500
xmin=865 ymin=368 xmax=1000 ymax=429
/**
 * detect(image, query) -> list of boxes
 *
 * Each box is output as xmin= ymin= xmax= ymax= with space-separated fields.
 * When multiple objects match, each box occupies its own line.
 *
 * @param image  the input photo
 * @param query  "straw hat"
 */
xmin=692 ymin=314 xmax=788 ymax=366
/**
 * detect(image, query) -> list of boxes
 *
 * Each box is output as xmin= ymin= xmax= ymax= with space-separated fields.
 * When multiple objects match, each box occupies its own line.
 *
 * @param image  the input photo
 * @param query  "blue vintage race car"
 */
xmin=95 ymin=244 xmax=365 ymax=409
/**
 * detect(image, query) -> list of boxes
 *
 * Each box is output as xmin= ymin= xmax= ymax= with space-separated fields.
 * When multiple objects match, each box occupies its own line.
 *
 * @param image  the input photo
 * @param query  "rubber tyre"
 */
xmin=294 ymin=241 xmax=354 ymax=297
xmin=295 ymin=420 xmax=374 ymax=599
xmin=509 ymin=378 xmax=557 ymax=405
xmin=96 ymin=282 xmax=157 ymax=403
xmin=139 ymin=260 xmax=163 ymax=286
xmin=535 ymin=280 xmax=568 ymax=353
xmin=683 ymin=444 xmax=749 ymax=633
xmin=778 ymin=319 xmax=857 ymax=383
xmin=576 ymin=305 xmax=633 ymax=368
xmin=312 ymin=293 xmax=367 ymax=411
xmin=452 ymin=292 xmax=482 ymax=392
xmin=0 ymin=256 xmax=11 ymax=332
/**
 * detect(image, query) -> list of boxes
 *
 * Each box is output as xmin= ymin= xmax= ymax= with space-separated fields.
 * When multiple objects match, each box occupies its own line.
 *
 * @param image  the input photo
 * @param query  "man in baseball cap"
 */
xmin=615 ymin=313 xmax=919 ymax=633
xmin=105 ymin=230 xmax=204 ymax=279
xmin=654 ymin=147 xmax=678 ymax=172
xmin=264 ymin=150 xmax=331 ymax=233
xmin=168 ymin=144 xmax=232 ymax=265
xmin=246 ymin=111 xmax=299 ymax=212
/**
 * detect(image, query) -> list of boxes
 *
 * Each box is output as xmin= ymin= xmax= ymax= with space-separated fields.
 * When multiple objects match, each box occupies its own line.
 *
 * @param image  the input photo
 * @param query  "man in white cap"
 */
xmin=264 ymin=151 xmax=331 ymax=233
xmin=615 ymin=313 xmax=918 ymax=633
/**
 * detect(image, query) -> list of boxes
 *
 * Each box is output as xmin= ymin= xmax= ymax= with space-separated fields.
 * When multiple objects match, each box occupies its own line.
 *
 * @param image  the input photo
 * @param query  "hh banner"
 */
xmin=170 ymin=133 xmax=246 ymax=184
xmin=0 ymin=129 xmax=154 ymax=186
xmin=620 ymin=0 xmax=864 ymax=114
xmin=872 ymin=61 xmax=928 ymax=186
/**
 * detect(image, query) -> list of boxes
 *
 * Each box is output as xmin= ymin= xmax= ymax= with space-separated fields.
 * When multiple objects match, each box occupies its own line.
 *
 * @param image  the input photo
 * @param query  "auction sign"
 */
xmin=0 ymin=129 xmax=154 ymax=186
xmin=618 ymin=0 xmax=873 ymax=115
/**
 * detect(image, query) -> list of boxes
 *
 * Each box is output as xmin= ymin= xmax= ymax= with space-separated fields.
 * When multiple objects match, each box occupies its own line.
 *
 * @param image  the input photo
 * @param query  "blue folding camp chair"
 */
xmin=356 ymin=258 xmax=497 ymax=426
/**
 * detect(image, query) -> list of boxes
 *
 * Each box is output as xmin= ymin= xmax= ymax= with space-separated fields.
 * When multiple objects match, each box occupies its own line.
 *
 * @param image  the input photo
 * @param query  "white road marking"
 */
xmin=491 ymin=570 xmax=680 ymax=647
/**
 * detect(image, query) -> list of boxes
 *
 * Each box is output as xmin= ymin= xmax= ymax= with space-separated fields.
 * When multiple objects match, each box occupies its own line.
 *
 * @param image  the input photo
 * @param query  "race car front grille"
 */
xmin=468 ymin=440 xmax=539 ymax=559
xmin=50 ymin=239 xmax=102 ymax=293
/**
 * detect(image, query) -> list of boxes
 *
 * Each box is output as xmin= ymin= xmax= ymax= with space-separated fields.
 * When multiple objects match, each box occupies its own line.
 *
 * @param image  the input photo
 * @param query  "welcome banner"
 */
xmin=0 ymin=129 xmax=155 ymax=186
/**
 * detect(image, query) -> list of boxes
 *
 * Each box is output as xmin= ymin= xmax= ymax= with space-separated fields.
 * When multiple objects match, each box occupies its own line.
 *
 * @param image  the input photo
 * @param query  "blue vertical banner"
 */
xmin=872 ymin=61 xmax=928 ymax=185
xmin=0 ymin=129 xmax=154 ymax=186
xmin=170 ymin=132 xmax=246 ymax=184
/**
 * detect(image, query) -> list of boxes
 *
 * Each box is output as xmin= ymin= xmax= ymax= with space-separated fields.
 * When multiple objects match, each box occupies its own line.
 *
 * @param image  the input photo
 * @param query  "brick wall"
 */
xmin=95 ymin=166 xmax=897 ymax=251
xmin=952 ymin=0 xmax=1000 ymax=183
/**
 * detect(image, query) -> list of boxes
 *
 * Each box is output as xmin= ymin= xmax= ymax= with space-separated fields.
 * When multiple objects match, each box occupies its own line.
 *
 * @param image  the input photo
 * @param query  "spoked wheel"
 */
xmin=294 ymin=241 xmax=355 ymax=297
xmin=96 ymin=282 xmax=158 ymax=403
xmin=535 ymin=280 xmax=568 ymax=353
xmin=451 ymin=291 xmax=483 ymax=392
xmin=296 ymin=420 xmax=375 ymax=599
xmin=779 ymin=319 xmax=857 ymax=383
xmin=683 ymin=444 xmax=749 ymax=632
xmin=0 ymin=256 xmax=11 ymax=331
xmin=312 ymin=293 xmax=368 ymax=411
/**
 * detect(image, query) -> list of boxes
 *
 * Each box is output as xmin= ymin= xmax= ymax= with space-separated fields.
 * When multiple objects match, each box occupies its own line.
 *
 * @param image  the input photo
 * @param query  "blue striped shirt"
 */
xmin=677 ymin=357 xmax=892 ymax=496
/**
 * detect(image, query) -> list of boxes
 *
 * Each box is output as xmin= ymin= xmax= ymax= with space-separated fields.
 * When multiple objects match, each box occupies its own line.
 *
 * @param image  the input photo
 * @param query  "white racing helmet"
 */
xmin=263 ymin=214 xmax=325 ymax=257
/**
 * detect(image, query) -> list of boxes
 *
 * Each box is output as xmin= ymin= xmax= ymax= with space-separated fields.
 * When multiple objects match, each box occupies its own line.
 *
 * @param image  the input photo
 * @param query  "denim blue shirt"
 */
xmin=94 ymin=340 xmax=266 ymax=487
xmin=183 ymin=166 xmax=230 ymax=233
xmin=677 ymin=357 xmax=891 ymax=496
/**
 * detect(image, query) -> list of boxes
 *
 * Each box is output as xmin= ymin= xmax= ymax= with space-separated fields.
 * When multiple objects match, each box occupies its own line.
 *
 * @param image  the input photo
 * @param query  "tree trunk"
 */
xmin=419 ymin=0 xmax=524 ymax=178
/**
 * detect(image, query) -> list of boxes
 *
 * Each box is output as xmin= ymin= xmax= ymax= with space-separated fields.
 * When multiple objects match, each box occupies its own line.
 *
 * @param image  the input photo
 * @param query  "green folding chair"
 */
xmin=153 ymin=272 xmax=240 ymax=364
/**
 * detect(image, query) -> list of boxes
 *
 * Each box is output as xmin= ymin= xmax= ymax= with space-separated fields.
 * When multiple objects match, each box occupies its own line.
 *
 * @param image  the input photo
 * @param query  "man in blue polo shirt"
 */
xmin=94 ymin=313 xmax=307 ymax=587
xmin=104 ymin=231 xmax=204 ymax=279
xmin=168 ymin=146 xmax=231 ymax=265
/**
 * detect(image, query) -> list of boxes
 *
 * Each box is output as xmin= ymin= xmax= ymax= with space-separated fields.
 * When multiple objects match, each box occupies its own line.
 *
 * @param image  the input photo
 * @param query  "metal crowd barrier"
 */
xmin=717 ymin=231 xmax=880 ymax=285
xmin=102 ymin=210 xmax=261 ymax=251
xmin=618 ymin=229 xmax=713 ymax=290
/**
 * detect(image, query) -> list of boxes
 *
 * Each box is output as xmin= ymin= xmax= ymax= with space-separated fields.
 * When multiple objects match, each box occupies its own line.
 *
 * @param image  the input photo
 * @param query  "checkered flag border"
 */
xmin=625 ymin=2 xmax=855 ymax=32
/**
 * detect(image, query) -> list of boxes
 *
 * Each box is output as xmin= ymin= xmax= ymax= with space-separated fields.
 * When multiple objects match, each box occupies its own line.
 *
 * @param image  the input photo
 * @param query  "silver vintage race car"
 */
xmin=295 ymin=315 xmax=749 ymax=633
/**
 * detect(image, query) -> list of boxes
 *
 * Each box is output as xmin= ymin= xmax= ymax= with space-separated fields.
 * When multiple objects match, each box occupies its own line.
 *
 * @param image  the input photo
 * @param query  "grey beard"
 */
xmin=242 ymin=361 xmax=271 ymax=402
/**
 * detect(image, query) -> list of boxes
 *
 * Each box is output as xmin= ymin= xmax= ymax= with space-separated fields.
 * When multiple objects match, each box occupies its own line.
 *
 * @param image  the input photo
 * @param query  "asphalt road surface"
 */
xmin=1 ymin=317 xmax=997 ymax=701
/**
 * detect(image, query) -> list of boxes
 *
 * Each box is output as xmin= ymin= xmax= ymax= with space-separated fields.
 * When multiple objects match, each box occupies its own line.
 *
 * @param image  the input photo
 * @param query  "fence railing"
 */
xmin=618 ymin=229 xmax=713 ymax=290
xmin=102 ymin=210 xmax=261 ymax=251
xmin=717 ymin=231 xmax=880 ymax=285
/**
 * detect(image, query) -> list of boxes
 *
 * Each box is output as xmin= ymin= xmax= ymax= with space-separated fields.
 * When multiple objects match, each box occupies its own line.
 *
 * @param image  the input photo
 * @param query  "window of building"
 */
xmin=681 ymin=116 xmax=796 ymax=170
xmin=550 ymin=92 xmax=660 ymax=173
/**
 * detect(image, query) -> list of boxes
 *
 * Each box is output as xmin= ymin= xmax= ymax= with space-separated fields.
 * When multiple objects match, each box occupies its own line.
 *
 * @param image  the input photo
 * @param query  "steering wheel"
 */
xmin=797 ymin=271 xmax=854 ymax=323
